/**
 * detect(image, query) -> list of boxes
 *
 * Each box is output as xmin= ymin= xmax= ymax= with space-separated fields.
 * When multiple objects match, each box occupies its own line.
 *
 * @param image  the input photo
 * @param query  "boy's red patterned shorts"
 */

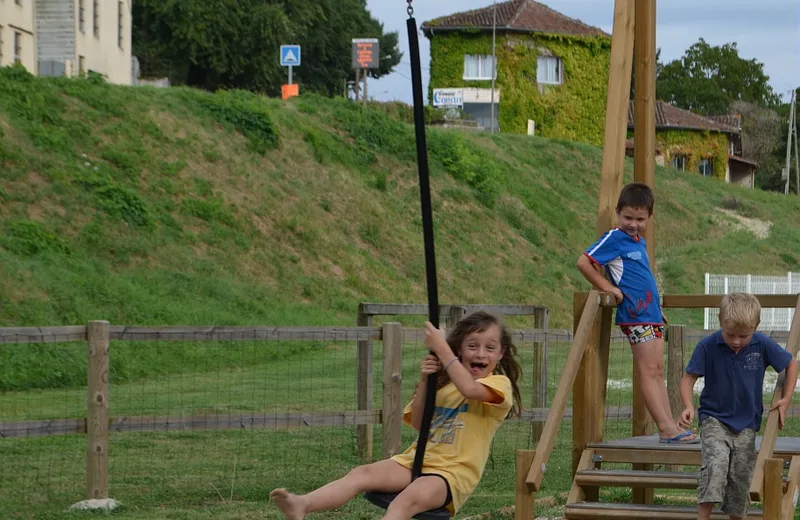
xmin=620 ymin=324 xmax=664 ymax=345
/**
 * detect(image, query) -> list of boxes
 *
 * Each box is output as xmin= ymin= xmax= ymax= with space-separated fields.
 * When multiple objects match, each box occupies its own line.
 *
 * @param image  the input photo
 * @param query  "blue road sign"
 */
xmin=280 ymin=45 xmax=301 ymax=67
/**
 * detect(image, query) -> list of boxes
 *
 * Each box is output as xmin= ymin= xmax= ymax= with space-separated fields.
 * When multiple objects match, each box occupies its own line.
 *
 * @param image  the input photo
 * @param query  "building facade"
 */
xmin=422 ymin=0 xmax=611 ymax=144
xmin=1 ymin=0 xmax=131 ymax=85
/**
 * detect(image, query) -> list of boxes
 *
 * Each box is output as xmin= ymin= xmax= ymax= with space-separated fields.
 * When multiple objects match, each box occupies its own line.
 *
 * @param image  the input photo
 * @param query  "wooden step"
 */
xmin=565 ymin=502 xmax=763 ymax=520
xmin=575 ymin=469 xmax=698 ymax=489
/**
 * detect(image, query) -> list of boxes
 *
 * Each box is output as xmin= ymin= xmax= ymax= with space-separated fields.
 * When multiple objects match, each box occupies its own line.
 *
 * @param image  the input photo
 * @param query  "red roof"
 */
xmin=627 ymin=101 xmax=740 ymax=134
xmin=421 ymin=0 xmax=609 ymax=38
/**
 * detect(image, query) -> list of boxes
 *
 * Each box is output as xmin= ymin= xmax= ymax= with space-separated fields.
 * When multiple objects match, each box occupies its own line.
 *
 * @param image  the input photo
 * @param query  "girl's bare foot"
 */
xmin=270 ymin=488 xmax=308 ymax=520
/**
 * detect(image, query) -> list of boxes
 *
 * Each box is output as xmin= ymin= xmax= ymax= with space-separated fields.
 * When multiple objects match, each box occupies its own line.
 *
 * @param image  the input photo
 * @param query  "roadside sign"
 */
xmin=352 ymin=38 xmax=380 ymax=69
xmin=433 ymin=88 xmax=464 ymax=108
xmin=280 ymin=45 xmax=301 ymax=67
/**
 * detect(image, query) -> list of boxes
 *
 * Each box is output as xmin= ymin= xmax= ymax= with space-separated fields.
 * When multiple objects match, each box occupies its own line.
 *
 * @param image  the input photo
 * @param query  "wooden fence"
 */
xmin=0 ymin=320 xmax=793 ymax=505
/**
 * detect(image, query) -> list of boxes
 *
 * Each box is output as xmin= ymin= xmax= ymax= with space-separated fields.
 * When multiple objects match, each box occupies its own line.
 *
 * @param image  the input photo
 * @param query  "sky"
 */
xmin=364 ymin=0 xmax=800 ymax=105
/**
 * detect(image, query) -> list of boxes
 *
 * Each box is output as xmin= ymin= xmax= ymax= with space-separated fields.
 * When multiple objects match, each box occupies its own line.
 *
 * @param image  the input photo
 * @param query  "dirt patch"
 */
xmin=717 ymin=208 xmax=772 ymax=239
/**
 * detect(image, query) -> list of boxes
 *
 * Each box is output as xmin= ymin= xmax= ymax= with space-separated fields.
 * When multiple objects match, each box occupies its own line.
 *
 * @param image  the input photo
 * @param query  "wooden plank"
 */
xmin=526 ymin=290 xmax=601 ymax=491
xmin=356 ymin=306 xmax=374 ymax=462
xmin=515 ymin=450 xmax=536 ymax=520
xmin=662 ymin=294 xmax=800 ymax=309
xmin=0 ymin=325 xmax=86 ymax=344
xmin=0 ymin=418 xmax=87 ymax=438
xmin=592 ymin=447 xmax=701 ymax=466
xmin=575 ymin=469 xmax=698 ymax=489
xmin=358 ymin=303 xmax=546 ymax=317
xmin=565 ymin=502 xmax=763 ymax=520
xmin=763 ymin=458 xmax=784 ymax=520
xmin=381 ymin=323 xmax=403 ymax=459
xmin=751 ymin=295 xmax=800 ymax=501
xmin=108 ymin=326 xmax=382 ymax=342
xmin=107 ymin=410 xmax=382 ymax=432
xmin=780 ymin=455 xmax=800 ymax=520
xmin=595 ymin=0 xmax=635 ymax=237
xmin=86 ymin=320 xmax=110 ymax=500
xmin=530 ymin=307 xmax=550 ymax=443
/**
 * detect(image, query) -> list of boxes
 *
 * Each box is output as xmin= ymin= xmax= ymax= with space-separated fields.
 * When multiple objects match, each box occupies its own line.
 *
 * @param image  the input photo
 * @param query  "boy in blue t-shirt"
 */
xmin=577 ymin=183 xmax=696 ymax=443
xmin=679 ymin=292 xmax=797 ymax=520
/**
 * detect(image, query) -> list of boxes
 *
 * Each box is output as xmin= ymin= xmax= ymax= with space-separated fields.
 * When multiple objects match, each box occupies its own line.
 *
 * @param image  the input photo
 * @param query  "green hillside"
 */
xmin=2 ymin=64 xmax=800 ymax=335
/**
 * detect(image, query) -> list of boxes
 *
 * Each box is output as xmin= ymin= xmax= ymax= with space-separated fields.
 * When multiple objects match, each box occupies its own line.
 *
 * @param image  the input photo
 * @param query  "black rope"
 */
xmin=406 ymin=12 xmax=439 ymax=481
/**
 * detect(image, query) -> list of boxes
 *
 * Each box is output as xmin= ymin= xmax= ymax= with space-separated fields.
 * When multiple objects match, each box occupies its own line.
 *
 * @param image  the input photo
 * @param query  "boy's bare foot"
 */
xmin=270 ymin=488 xmax=307 ymax=519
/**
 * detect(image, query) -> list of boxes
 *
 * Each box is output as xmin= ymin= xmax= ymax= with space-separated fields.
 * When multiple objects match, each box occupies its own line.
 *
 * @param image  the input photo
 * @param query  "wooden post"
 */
xmin=780 ymin=456 xmax=800 ymax=520
xmin=515 ymin=450 xmax=536 ymax=520
xmin=595 ymin=0 xmax=635 ymax=237
xmin=572 ymin=293 xmax=610 ymax=490
xmin=531 ymin=306 xmax=550 ymax=442
xmin=763 ymin=457 xmax=784 ymax=520
xmin=666 ymin=325 xmax=685 ymax=472
xmin=357 ymin=304 xmax=374 ymax=462
xmin=381 ymin=322 xmax=403 ymax=459
xmin=86 ymin=320 xmax=110 ymax=499
xmin=445 ymin=305 xmax=465 ymax=330
xmin=632 ymin=1 xmax=656 ymax=504
xmin=354 ymin=68 xmax=361 ymax=101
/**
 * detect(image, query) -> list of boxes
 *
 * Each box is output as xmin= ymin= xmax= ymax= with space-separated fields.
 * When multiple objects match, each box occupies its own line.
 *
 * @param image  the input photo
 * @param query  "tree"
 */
xmin=132 ymin=0 xmax=402 ymax=96
xmin=731 ymin=100 xmax=782 ymax=191
xmin=656 ymin=38 xmax=781 ymax=116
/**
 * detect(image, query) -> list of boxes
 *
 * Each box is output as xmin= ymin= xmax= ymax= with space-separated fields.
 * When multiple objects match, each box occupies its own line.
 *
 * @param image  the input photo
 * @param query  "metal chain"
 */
xmin=407 ymin=0 xmax=413 ymax=17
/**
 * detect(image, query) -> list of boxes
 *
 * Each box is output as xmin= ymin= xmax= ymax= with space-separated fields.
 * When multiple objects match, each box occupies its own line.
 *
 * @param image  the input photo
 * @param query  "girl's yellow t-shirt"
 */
xmin=390 ymin=374 xmax=512 ymax=515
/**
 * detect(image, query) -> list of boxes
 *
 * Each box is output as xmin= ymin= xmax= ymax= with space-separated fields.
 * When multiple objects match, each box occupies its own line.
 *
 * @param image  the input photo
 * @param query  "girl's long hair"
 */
xmin=424 ymin=311 xmax=523 ymax=418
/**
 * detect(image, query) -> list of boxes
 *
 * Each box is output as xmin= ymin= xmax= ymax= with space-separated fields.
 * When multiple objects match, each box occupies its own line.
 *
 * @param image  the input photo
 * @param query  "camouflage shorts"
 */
xmin=697 ymin=417 xmax=756 ymax=518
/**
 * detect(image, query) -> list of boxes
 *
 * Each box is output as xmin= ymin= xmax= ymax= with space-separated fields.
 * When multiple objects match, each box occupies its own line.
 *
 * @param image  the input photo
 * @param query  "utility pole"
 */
xmin=785 ymin=90 xmax=796 ymax=195
xmin=489 ymin=0 xmax=497 ymax=133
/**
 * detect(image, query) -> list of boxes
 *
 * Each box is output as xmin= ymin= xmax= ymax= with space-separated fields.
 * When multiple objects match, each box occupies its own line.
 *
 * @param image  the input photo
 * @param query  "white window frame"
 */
xmin=672 ymin=154 xmax=687 ymax=171
xmin=13 ymin=31 xmax=21 ymax=64
xmin=79 ymin=0 xmax=85 ymax=33
xmin=93 ymin=0 xmax=100 ymax=38
xmin=699 ymin=158 xmax=713 ymax=177
xmin=118 ymin=1 xmax=123 ymax=48
xmin=537 ymin=55 xmax=562 ymax=85
xmin=463 ymin=54 xmax=495 ymax=81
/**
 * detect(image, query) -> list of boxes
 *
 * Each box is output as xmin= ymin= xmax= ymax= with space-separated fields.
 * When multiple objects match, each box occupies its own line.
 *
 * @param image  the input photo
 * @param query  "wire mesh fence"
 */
xmin=1 ymin=322 xmax=798 ymax=518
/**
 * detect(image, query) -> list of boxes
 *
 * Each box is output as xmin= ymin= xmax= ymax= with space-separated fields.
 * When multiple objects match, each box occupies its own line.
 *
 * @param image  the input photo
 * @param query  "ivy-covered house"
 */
xmin=624 ymin=102 xmax=759 ymax=187
xmin=421 ymin=0 xmax=611 ymax=143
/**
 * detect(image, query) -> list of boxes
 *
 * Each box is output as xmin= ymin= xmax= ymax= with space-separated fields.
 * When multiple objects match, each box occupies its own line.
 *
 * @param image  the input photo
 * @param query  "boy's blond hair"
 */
xmin=718 ymin=293 xmax=761 ymax=330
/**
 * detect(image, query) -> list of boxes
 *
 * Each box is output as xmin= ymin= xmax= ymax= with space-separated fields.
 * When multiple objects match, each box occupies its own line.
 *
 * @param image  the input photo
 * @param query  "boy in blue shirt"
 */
xmin=679 ymin=292 xmax=797 ymax=520
xmin=577 ymin=182 xmax=696 ymax=443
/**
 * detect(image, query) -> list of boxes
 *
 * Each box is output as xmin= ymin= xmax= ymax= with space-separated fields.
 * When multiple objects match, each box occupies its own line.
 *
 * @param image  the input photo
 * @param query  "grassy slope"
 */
xmin=3 ymin=67 xmax=799 ymax=335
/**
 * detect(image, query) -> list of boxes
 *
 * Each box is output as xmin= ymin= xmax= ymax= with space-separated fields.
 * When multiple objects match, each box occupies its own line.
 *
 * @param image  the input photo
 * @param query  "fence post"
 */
xmin=666 ymin=324 xmax=685 ymax=472
xmin=531 ymin=307 xmax=549 ymax=442
xmin=86 ymin=320 xmax=110 ymax=499
xmin=381 ymin=322 xmax=403 ymax=459
xmin=357 ymin=304 xmax=374 ymax=462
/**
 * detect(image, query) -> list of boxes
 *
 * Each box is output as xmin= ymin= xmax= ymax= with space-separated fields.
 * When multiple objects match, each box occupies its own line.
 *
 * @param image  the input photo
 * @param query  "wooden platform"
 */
xmin=589 ymin=435 xmax=800 ymax=453
xmin=565 ymin=502 xmax=763 ymax=519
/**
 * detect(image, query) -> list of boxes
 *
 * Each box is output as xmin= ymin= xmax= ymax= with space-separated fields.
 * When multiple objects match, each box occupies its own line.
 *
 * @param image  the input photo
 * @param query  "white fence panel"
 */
xmin=704 ymin=272 xmax=800 ymax=331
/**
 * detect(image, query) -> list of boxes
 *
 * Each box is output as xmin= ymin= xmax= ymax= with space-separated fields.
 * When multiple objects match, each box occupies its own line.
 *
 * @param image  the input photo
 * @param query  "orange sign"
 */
xmin=281 ymin=84 xmax=299 ymax=100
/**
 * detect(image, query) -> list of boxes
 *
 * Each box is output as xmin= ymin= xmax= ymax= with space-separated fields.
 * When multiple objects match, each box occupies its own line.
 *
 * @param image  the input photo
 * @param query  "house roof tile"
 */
xmin=627 ymin=101 xmax=740 ymax=134
xmin=421 ymin=0 xmax=609 ymax=38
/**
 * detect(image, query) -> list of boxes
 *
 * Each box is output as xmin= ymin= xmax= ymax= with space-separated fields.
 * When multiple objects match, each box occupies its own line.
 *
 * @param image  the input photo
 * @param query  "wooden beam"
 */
xmin=527 ymin=291 xmax=601 ymax=491
xmin=356 ymin=307 xmax=374 ymax=462
xmin=0 ymin=325 xmax=86 ymax=343
xmin=595 ymin=0 xmax=635 ymax=236
xmin=357 ymin=303 xmax=546 ymax=317
xmin=750 ymin=295 xmax=800 ymax=501
xmin=780 ymin=456 xmax=800 ymax=520
xmin=763 ymin=458 xmax=784 ymax=520
xmin=662 ymin=294 xmax=800 ymax=309
xmin=632 ymin=1 xmax=657 ymax=504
